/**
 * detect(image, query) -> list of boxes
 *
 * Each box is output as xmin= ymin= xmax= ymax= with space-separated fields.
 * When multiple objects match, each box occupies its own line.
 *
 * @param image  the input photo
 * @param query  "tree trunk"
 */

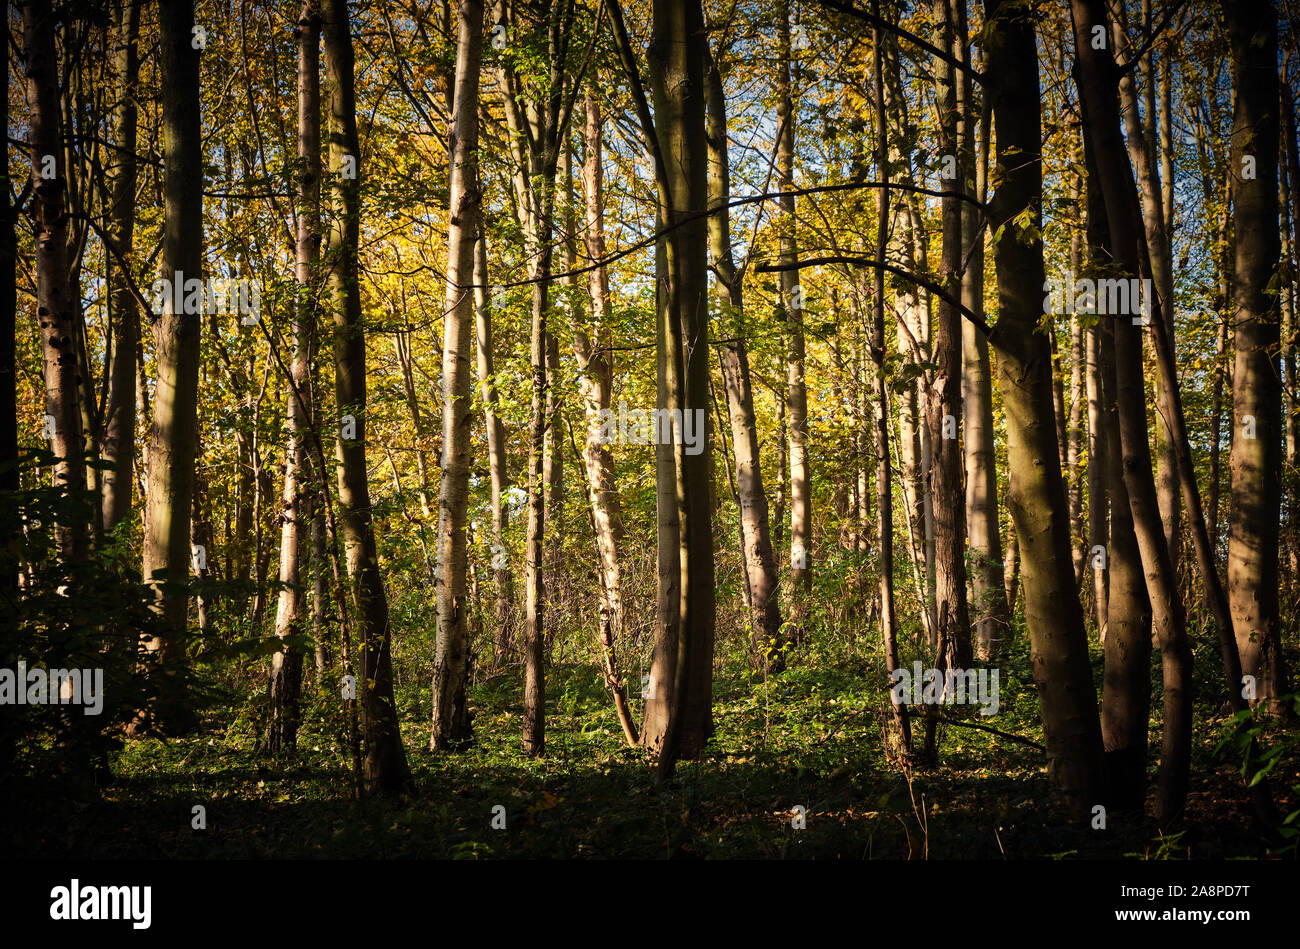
xmin=474 ymin=229 xmax=513 ymax=666
xmin=929 ymin=0 xmax=972 ymax=673
xmin=573 ymin=93 xmax=638 ymax=744
xmin=961 ymin=42 xmax=1009 ymax=663
xmin=984 ymin=0 xmax=1105 ymax=817
xmin=24 ymin=0 xmax=88 ymax=567
xmin=1283 ymin=84 xmax=1300 ymax=592
xmin=871 ymin=24 xmax=911 ymax=755
xmin=1107 ymin=7 xmax=1181 ymax=577
xmin=100 ymin=0 xmax=141 ymax=534
xmin=1073 ymin=0 xmax=1196 ymax=823
xmin=776 ymin=0 xmax=811 ymax=615
xmin=2 ymin=2 xmax=17 ymax=619
xmin=429 ymin=0 xmax=483 ymax=753
xmin=617 ymin=0 xmax=715 ymax=775
xmin=323 ymin=0 xmax=409 ymax=791
xmin=138 ymin=0 xmax=203 ymax=730
xmin=1224 ymin=0 xmax=1285 ymax=714
xmin=705 ymin=57 xmax=784 ymax=671
xmin=269 ymin=0 xmax=322 ymax=754
xmin=1085 ymin=316 xmax=1108 ymax=637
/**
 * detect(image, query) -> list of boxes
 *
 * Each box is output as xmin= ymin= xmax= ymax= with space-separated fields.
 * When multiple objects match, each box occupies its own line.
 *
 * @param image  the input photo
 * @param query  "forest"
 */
xmin=2 ymin=0 xmax=1299 ymax=873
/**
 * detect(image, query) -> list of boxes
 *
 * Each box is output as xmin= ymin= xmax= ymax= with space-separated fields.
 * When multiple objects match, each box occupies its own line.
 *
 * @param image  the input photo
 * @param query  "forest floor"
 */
xmin=7 ymin=634 xmax=1295 ymax=860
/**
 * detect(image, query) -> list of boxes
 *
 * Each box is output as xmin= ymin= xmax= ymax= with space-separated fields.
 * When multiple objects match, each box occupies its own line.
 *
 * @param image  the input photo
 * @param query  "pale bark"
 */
xmin=705 ymin=57 xmax=784 ymax=670
xmin=269 ymin=0 xmax=322 ymax=753
xmin=24 ymin=0 xmax=87 ymax=566
xmin=776 ymin=0 xmax=811 ymax=610
xmin=872 ymin=25 xmax=911 ymax=754
xmin=575 ymin=93 xmax=638 ymax=744
xmin=929 ymin=0 xmax=972 ymax=673
xmin=429 ymin=0 xmax=484 ymax=753
xmin=473 ymin=229 xmax=513 ymax=665
xmin=960 ymin=44 xmax=1008 ymax=662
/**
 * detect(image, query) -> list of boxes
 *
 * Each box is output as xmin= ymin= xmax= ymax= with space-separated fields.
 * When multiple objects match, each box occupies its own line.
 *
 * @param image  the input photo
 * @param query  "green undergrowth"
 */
xmin=6 ymin=627 xmax=1292 ymax=859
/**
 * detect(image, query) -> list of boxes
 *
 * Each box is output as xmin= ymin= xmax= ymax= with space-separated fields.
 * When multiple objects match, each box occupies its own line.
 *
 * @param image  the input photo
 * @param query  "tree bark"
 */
xmin=705 ymin=56 xmax=784 ymax=671
xmin=269 ymin=0 xmax=322 ymax=753
xmin=776 ymin=0 xmax=811 ymax=615
xmin=984 ymin=0 xmax=1105 ymax=817
xmin=614 ymin=0 xmax=716 ymax=775
xmin=1224 ymin=0 xmax=1285 ymax=713
xmin=429 ymin=0 xmax=484 ymax=753
xmin=100 ymin=0 xmax=141 ymax=533
xmin=323 ymin=0 xmax=409 ymax=791
xmin=929 ymin=0 xmax=972 ymax=673
xmin=474 ymin=229 xmax=513 ymax=666
xmin=24 ymin=0 xmax=88 ymax=567
xmin=960 ymin=40 xmax=1009 ymax=663
xmin=138 ymin=0 xmax=203 ymax=730
xmin=871 ymin=22 xmax=911 ymax=754
xmin=1073 ymin=0 xmax=1195 ymax=823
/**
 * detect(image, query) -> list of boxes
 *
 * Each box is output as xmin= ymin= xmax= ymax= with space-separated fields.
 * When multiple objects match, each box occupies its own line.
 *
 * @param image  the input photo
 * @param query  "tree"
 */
xmin=871 ymin=18 xmax=911 ymax=754
xmin=138 ymin=0 xmax=204 ymax=732
xmin=1223 ymin=0 xmax=1286 ymax=713
xmin=705 ymin=51 xmax=784 ymax=671
xmin=23 ymin=0 xmax=87 ymax=567
xmin=323 ymin=0 xmax=409 ymax=791
xmin=269 ymin=0 xmax=323 ymax=754
xmin=928 ymin=0 xmax=972 ymax=673
xmin=984 ymin=0 xmax=1104 ymax=817
xmin=100 ymin=0 xmax=142 ymax=534
xmin=611 ymin=0 xmax=715 ymax=775
xmin=576 ymin=90 xmax=639 ymax=742
xmin=776 ymin=0 xmax=812 ymax=614
xmin=430 ymin=0 xmax=484 ymax=753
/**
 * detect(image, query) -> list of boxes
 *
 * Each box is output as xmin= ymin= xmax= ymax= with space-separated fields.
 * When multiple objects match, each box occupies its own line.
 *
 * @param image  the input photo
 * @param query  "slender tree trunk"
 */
xmin=871 ymin=23 xmax=911 ymax=754
xmin=1283 ymin=84 xmax=1300 ymax=591
xmin=1078 ymin=122 xmax=1153 ymax=809
xmin=323 ymin=0 xmax=409 ymax=791
xmin=1073 ymin=0 xmax=1195 ymax=823
xmin=269 ymin=0 xmax=322 ymax=753
xmin=474 ymin=229 xmax=513 ymax=665
xmin=1067 ymin=160 xmax=1086 ymax=590
xmin=984 ymin=0 xmax=1105 ymax=817
xmin=705 ymin=57 xmax=784 ymax=671
xmin=2 ymin=1 xmax=18 ymax=659
xmin=776 ymin=0 xmax=811 ymax=615
xmin=24 ymin=0 xmax=87 ymax=567
xmin=429 ymin=0 xmax=483 ymax=753
xmin=1108 ymin=7 xmax=1182 ymax=576
xmin=137 ymin=0 xmax=203 ymax=731
xmin=929 ymin=0 xmax=972 ymax=672
xmin=100 ymin=0 xmax=141 ymax=533
xmin=1085 ymin=317 xmax=1108 ymax=636
xmin=961 ymin=47 xmax=1008 ymax=662
xmin=615 ymin=0 xmax=715 ymax=775
xmin=312 ymin=488 xmax=329 ymax=675
xmin=1224 ymin=0 xmax=1285 ymax=713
